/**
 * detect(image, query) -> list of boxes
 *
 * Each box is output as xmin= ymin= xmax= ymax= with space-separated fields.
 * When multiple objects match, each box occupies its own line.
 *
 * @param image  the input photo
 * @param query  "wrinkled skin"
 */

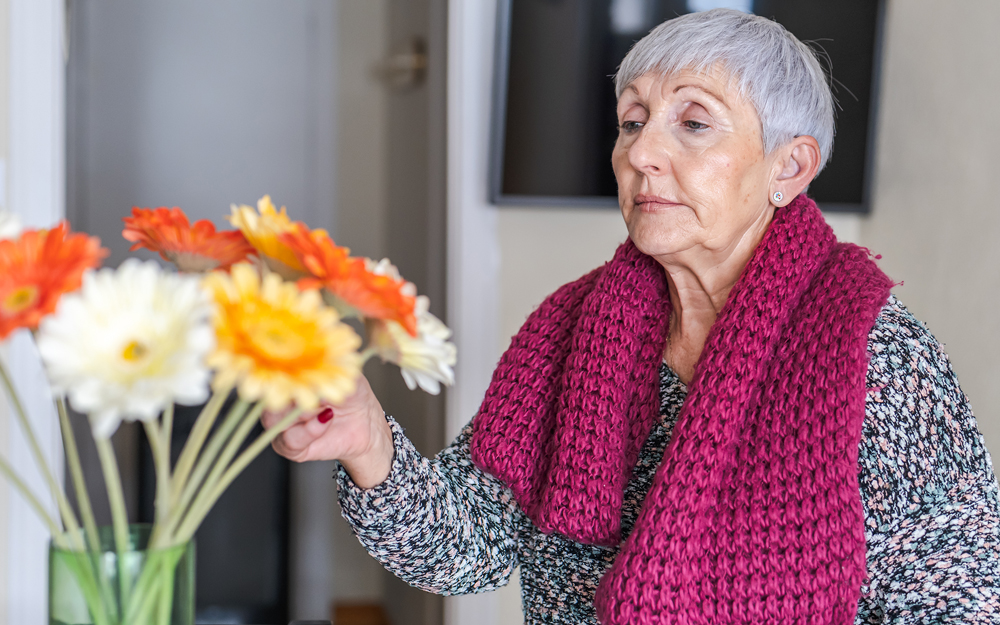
xmin=614 ymin=68 xmax=820 ymax=383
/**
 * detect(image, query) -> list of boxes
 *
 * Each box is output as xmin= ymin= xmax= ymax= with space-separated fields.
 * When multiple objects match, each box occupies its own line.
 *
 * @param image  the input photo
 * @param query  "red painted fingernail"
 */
xmin=317 ymin=408 xmax=333 ymax=424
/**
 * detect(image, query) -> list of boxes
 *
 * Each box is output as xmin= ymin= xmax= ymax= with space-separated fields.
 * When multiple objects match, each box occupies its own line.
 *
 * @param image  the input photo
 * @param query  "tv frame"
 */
xmin=488 ymin=0 xmax=888 ymax=214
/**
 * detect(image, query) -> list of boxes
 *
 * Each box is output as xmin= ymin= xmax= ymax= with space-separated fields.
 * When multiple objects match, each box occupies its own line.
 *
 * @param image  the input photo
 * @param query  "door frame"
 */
xmin=445 ymin=0 xmax=505 ymax=623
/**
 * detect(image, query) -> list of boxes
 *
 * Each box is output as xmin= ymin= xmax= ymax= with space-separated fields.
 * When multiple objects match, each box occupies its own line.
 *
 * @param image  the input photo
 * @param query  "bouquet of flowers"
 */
xmin=0 ymin=197 xmax=455 ymax=625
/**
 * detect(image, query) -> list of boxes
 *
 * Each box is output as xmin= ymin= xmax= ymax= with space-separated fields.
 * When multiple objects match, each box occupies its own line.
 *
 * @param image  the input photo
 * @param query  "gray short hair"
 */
xmin=615 ymin=9 xmax=835 ymax=171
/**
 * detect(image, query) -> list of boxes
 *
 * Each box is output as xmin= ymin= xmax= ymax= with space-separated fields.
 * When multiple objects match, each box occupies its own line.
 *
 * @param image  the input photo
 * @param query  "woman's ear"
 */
xmin=770 ymin=135 xmax=821 ymax=206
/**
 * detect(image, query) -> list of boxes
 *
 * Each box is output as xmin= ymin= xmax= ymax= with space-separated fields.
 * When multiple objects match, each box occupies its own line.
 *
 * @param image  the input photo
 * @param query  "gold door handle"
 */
xmin=375 ymin=37 xmax=427 ymax=90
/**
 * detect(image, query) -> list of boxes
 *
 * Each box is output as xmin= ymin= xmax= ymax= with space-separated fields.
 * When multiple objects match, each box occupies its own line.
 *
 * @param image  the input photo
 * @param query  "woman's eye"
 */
xmin=618 ymin=120 xmax=643 ymax=134
xmin=682 ymin=119 xmax=709 ymax=131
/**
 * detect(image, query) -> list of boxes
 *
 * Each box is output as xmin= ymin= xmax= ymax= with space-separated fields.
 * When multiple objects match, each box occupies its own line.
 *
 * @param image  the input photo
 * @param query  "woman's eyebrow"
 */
xmin=672 ymin=84 xmax=729 ymax=109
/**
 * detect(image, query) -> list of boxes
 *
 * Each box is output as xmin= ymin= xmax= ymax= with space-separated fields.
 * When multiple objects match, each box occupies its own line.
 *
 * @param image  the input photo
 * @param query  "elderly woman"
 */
xmin=267 ymin=9 xmax=1000 ymax=623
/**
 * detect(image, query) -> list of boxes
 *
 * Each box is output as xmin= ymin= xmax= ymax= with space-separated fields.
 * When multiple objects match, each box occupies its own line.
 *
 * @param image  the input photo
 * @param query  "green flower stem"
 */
xmin=94 ymin=436 xmax=132 ymax=608
xmin=155 ymin=397 xmax=249 ymax=548
xmin=175 ymin=407 xmax=302 ymax=543
xmin=359 ymin=346 xmax=378 ymax=364
xmin=161 ymin=402 xmax=174 ymax=451
xmin=186 ymin=402 xmax=265 ymax=521
xmin=0 ymin=358 xmax=84 ymax=546
xmin=168 ymin=386 xmax=231 ymax=509
xmin=56 ymin=397 xmax=101 ymax=552
xmin=123 ymin=550 xmax=165 ymax=625
xmin=0 ymin=454 xmax=65 ymax=546
xmin=56 ymin=397 xmax=120 ymax=623
xmin=124 ymin=546 xmax=184 ymax=625
xmin=61 ymin=550 xmax=114 ymax=625
xmin=143 ymin=419 xmax=171 ymax=527
xmin=159 ymin=403 xmax=175 ymax=541
xmin=160 ymin=403 xmax=174 ymax=522
xmin=154 ymin=549 xmax=181 ymax=625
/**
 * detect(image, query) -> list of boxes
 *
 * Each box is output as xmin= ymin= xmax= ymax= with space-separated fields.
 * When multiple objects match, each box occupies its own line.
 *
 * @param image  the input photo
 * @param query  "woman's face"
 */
xmin=613 ymin=69 xmax=779 ymax=265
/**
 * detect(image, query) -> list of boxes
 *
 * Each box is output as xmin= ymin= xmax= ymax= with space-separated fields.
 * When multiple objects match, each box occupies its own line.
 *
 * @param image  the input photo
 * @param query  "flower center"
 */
xmin=2 ymin=285 xmax=40 ymax=314
xmin=249 ymin=316 xmax=310 ymax=362
xmin=166 ymin=251 xmax=221 ymax=273
xmin=122 ymin=340 xmax=149 ymax=362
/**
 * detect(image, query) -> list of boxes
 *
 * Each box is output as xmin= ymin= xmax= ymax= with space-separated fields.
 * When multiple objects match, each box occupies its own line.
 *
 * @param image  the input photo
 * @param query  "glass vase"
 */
xmin=49 ymin=524 xmax=195 ymax=625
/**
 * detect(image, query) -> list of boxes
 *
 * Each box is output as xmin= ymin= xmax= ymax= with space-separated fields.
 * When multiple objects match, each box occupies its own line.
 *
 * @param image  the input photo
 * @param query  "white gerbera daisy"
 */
xmin=368 ymin=295 xmax=456 ymax=395
xmin=37 ymin=259 xmax=214 ymax=438
xmin=0 ymin=210 xmax=23 ymax=240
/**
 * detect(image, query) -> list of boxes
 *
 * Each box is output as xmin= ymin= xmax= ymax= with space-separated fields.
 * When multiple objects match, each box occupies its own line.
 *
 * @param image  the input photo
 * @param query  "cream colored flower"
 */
xmin=0 ymin=210 xmax=23 ymax=241
xmin=37 ymin=260 xmax=214 ymax=438
xmin=368 ymin=295 xmax=456 ymax=394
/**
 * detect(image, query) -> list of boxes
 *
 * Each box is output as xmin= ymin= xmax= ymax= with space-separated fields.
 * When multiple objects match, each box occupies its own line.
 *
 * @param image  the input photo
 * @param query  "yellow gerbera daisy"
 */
xmin=203 ymin=263 xmax=362 ymax=411
xmin=227 ymin=195 xmax=326 ymax=278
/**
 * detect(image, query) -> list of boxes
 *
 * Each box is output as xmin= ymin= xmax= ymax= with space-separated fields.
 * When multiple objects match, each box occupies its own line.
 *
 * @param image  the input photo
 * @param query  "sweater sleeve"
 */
xmin=335 ymin=414 xmax=526 ymax=595
xmin=857 ymin=296 xmax=1000 ymax=623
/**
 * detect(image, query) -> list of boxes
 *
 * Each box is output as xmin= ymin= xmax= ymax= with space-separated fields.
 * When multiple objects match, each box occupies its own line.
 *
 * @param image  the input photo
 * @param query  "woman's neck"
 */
xmin=657 ymin=211 xmax=774 ymax=383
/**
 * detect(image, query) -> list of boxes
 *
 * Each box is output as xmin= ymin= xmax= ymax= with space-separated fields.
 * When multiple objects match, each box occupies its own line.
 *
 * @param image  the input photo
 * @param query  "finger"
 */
xmin=272 ymin=420 xmax=321 ymax=455
xmin=293 ymin=407 xmax=335 ymax=442
xmin=260 ymin=406 xmax=291 ymax=429
xmin=332 ymin=376 xmax=371 ymax=409
xmin=262 ymin=403 xmax=328 ymax=429
xmin=315 ymin=406 xmax=334 ymax=425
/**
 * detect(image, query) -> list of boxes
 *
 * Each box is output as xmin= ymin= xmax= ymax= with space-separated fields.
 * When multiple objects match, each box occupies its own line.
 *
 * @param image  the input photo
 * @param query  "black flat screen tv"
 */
xmin=490 ymin=0 xmax=886 ymax=213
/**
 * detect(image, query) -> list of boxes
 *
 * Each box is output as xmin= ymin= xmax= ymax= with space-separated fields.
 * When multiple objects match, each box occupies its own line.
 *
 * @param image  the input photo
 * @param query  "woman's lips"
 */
xmin=634 ymin=194 xmax=681 ymax=212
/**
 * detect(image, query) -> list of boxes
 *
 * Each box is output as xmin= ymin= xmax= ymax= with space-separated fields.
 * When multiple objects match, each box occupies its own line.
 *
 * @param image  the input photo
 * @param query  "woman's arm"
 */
xmin=335 ymin=416 xmax=525 ymax=595
xmin=265 ymin=375 xmax=394 ymax=488
xmin=858 ymin=296 xmax=1000 ymax=622
xmin=264 ymin=375 xmax=525 ymax=595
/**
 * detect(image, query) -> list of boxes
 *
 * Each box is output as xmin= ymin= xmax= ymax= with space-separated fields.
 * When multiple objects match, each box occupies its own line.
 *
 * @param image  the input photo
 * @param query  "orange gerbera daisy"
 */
xmin=123 ymin=207 xmax=255 ymax=272
xmin=280 ymin=224 xmax=418 ymax=336
xmin=0 ymin=222 xmax=107 ymax=340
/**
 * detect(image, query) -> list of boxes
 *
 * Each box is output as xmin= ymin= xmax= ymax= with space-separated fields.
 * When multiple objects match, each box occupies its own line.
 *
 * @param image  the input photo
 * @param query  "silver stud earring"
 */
xmin=772 ymin=191 xmax=783 ymax=203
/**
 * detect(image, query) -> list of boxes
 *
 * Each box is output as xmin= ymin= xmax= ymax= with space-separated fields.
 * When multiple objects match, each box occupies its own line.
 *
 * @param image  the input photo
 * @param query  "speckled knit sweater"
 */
xmin=336 ymin=198 xmax=999 ymax=621
xmin=337 ymin=296 xmax=1000 ymax=623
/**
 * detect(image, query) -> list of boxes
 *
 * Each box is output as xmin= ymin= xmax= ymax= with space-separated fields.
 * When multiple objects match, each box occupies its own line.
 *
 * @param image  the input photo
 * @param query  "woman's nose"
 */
xmin=627 ymin=125 xmax=669 ymax=175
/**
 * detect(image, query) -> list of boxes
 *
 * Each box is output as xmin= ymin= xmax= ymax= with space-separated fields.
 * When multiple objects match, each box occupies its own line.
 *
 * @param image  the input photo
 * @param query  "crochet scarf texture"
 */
xmin=470 ymin=195 xmax=893 ymax=624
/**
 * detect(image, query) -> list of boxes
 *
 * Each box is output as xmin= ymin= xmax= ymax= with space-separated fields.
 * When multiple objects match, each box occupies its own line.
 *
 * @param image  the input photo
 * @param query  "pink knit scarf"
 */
xmin=471 ymin=195 xmax=893 ymax=623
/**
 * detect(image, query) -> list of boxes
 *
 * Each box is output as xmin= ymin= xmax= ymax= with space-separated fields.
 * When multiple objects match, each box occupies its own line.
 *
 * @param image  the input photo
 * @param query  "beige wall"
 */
xmin=861 ymin=0 xmax=1000 ymax=470
xmin=498 ymin=208 xmax=628 ymax=342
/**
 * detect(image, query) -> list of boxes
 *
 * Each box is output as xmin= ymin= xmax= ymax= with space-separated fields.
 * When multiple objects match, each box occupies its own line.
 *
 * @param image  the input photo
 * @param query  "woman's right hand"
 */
xmin=264 ymin=374 xmax=394 ymax=489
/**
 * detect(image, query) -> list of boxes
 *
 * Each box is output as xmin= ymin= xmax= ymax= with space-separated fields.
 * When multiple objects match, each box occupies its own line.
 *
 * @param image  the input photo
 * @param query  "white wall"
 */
xmin=445 ymin=1 xmax=503 ymax=623
xmin=1 ymin=2 xmax=66 ymax=625
xmin=0 ymin=1 xmax=10 ymax=615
